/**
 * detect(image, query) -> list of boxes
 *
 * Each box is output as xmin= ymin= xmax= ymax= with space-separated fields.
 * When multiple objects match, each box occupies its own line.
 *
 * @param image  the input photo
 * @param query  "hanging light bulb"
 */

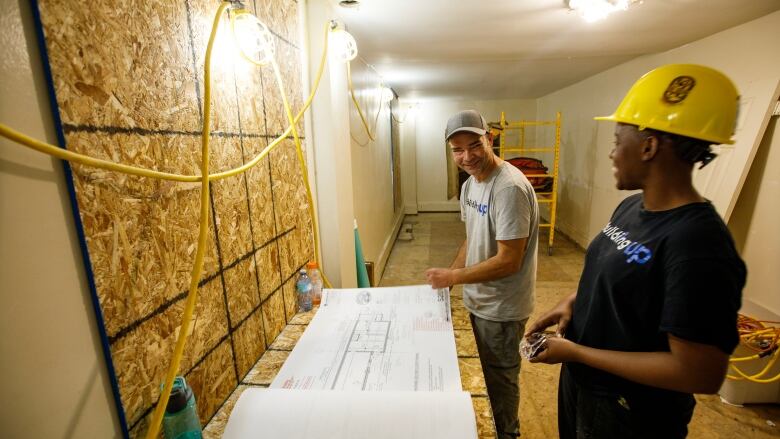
xmin=330 ymin=27 xmax=358 ymax=62
xmin=382 ymin=86 xmax=395 ymax=104
xmin=567 ymin=0 xmax=636 ymax=23
xmin=230 ymin=9 xmax=274 ymax=65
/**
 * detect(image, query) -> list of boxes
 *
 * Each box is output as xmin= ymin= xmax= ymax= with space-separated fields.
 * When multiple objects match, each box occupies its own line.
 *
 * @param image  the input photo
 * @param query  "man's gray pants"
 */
xmin=470 ymin=314 xmax=528 ymax=439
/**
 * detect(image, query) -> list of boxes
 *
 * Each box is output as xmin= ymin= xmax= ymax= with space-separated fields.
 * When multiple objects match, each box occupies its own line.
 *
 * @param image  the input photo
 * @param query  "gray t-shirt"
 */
xmin=460 ymin=161 xmax=538 ymax=321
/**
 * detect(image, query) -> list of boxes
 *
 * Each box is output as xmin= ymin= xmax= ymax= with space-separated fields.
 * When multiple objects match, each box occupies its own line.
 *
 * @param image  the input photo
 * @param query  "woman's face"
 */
xmin=609 ymin=123 xmax=649 ymax=191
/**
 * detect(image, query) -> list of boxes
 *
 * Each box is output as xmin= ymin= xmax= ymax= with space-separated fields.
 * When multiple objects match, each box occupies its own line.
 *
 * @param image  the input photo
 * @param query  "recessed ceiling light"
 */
xmin=339 ymin=0 xmax=360 ymax=8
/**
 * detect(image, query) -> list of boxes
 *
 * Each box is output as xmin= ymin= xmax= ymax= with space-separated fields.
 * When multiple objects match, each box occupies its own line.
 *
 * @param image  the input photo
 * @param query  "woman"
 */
xmin=526 ymin=64 xmax=745 ymax=439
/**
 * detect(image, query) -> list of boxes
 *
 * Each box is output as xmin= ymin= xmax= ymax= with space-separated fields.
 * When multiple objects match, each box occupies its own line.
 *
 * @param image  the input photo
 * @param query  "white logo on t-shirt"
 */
xmin=601 ymin=222 xmax=653 ymax=264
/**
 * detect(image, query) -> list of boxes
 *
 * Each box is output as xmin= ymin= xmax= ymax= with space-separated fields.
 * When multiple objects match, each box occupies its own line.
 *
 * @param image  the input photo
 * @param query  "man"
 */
xmin=426 ymin=109 xmax=539 ymax=439
xmin=526 ymin=64 xmax=745 ymax=438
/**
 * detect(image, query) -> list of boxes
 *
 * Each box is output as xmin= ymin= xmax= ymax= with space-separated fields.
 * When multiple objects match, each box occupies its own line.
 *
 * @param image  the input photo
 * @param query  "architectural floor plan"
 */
xmin=271 ymin=285 xmax=462 ymax=392
xmin=224 ymin=285 xmax=477 ymax=439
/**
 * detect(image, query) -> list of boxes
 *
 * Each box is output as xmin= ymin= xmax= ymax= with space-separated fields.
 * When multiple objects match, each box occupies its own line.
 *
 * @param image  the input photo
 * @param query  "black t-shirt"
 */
xmin=566 ymin=194 xmax=745 ymax=400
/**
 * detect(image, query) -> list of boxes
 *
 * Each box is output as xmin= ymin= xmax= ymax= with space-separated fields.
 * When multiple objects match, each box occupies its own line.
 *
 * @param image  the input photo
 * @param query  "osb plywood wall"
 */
xmin=34 ymin=0 xmax=313 ymax=436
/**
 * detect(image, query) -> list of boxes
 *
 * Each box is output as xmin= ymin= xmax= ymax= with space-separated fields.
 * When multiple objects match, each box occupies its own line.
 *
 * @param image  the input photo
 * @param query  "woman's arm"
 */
xmin=532 ymin=333 xmax=729 ymax=394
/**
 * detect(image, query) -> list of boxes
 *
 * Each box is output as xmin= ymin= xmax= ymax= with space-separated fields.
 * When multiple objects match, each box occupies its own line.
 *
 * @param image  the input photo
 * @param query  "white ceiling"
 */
xmin=331 ymin=0 xmax=780 ymax=100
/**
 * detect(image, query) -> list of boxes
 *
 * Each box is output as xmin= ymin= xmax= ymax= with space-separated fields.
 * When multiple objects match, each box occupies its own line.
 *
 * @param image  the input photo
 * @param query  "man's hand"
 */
xmin=425 ymin=268 xmax=456 ymax=289
xmin=525 ymin=292 xmax=576 ymax=337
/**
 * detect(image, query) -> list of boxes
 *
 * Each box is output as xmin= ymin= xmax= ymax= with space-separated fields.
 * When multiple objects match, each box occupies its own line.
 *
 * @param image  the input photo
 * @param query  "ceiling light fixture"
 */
xmin=566 ymin=0 xmax=638 ymax=23
xmin=339 ymin=0 xmax=360 ymax=9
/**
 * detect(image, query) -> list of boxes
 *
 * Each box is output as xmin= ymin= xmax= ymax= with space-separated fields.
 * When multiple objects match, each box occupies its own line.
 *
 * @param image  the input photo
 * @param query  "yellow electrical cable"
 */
xmin=267 ymin=30 xmax=332 ymax=289
xmin=727 ymin=349 xmax=780 ymax=382
xmin=0 ymin=123 xmax=198 ymax=182
xmin=729 ymin=353 xmax=763 ymax=363
xmin=0 ymin=93 xmax=313 ymax=184
xmin=726 ymin=313 xmax=780 ymax=383
xmin=144 ymin=3 xmax=227 ymax=438
xmin=0 ymin=111 xmax=293 ymax=184
xmin=210 ymin=18 xmax=330 ymax=185
xmin=299 ymin=23 xmax=335 ymax=289
xmin=733 ymin=347 xmax=779 ymax=377
xmin=728 ymin=353 xmax=780 ymax=383
xmin=346 ymin=61 xmax=376 ymax=142
xmin=349 ymin=83 xmax=383 ymax=147
xmin=299 ymin=23 xmax=334 ymax=289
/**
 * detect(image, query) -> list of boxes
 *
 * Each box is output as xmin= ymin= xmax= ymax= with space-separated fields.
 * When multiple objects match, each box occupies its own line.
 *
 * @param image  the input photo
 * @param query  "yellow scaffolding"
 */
xmin=495 ymin=111 xmax=561 ymax=255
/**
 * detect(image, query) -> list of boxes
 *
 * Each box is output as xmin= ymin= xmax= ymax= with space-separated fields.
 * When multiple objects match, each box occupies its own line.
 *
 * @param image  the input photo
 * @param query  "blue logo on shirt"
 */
xmin=601 ymin=222 xmax=653 ymax=264
xmin=465 ymin=197 xmax=489 ymax=216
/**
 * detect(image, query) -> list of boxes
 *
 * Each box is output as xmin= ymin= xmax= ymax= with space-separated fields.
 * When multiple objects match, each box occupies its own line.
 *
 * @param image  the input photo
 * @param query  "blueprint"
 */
xmin=222 ymin=388 xmax=478 ymax=439
xmin=270 ymin=285 xmax=462 ymax=392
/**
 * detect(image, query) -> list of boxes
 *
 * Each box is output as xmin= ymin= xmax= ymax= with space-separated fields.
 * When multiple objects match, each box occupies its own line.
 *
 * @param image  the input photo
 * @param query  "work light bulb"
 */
xmin=231 ymin=11 xmax=274 ymax=65
xmin=330 ymin=28 xmax=358 ymax=62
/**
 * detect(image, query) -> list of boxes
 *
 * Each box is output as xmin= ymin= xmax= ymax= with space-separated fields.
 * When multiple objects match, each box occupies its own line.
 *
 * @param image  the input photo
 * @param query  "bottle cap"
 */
xmin=306 ymin=261 xmax=319 ymax=270
xmin=165 ymin=384 xmax=193 ymax=414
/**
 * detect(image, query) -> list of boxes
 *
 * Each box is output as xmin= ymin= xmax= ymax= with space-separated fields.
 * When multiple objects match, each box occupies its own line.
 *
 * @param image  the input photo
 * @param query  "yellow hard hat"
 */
xmin=595 ymin=64 xmax=739 ymax=145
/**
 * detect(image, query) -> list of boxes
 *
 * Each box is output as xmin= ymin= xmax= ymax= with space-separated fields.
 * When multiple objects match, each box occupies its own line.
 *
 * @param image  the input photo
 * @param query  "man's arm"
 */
xmin=532 ymin=333 xmax=729 ymax=394
xmin=426 ymin=237 xmax=527 ymax=289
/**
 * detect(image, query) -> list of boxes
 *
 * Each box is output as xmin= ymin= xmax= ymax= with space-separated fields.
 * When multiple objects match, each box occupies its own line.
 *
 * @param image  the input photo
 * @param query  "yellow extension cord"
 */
xmin=348 ymin=64 xmax=384 ymax=147
xmin=228 ymin=8 xmax=332 ymax=289
xmin=727 ymin=314 xmax=780 ymax=383
xmin=0 ymin=3 xmax=336 ymax=437
xmin=347 ymin=60 xmax=381 ymax=143
xmin=144 ymin=3 xmax=225 ymax=437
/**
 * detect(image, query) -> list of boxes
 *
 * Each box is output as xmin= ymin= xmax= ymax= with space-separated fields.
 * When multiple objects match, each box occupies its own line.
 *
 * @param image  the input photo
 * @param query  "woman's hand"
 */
xmin=529 ymin=336 xmax=578 ymax=364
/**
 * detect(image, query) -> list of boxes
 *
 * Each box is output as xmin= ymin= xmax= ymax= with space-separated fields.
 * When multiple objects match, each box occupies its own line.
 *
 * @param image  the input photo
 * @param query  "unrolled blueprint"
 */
xmin=222 ymin=388 xmax=477 ymax=439
xmin=271 ymin=285 xmax=461 ymax=392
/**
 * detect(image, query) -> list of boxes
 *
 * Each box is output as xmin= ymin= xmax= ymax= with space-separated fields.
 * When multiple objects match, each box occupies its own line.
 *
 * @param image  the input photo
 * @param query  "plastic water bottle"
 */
xmin=307 ymin=261 xmax=323 ymax=306
xmin=296 ymin=269 xmax=312 ymax=312
xmin=162 ymin=376 xmax=202 ymax=439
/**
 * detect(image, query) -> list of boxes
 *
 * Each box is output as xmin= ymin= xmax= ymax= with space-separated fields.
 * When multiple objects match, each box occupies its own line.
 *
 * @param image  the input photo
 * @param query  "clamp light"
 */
xmin=230 ymin=7 xmax=274 ymax=65
xmin=329 ymin=27 xmax=358 ymax=62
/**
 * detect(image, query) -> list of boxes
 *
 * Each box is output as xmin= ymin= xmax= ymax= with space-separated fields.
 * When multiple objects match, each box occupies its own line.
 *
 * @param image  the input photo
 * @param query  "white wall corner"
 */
xmin=305 ymin=0 xmax=357 ymax=288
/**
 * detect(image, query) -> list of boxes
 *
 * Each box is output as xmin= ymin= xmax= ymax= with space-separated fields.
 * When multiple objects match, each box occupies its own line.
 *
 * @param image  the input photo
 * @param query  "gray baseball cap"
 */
xmin=445 ymin=109 xmax=489 ymax=141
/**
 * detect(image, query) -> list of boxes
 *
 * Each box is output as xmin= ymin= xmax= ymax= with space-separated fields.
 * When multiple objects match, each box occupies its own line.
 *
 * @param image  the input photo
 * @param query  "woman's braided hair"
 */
xmin=643 ymin=128 xmax=717 ymax=169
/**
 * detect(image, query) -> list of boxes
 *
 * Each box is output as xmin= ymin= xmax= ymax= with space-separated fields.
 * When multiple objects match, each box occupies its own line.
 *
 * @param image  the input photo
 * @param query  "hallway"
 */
xmin=380 ymin=213 xmax=779 ymax=438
